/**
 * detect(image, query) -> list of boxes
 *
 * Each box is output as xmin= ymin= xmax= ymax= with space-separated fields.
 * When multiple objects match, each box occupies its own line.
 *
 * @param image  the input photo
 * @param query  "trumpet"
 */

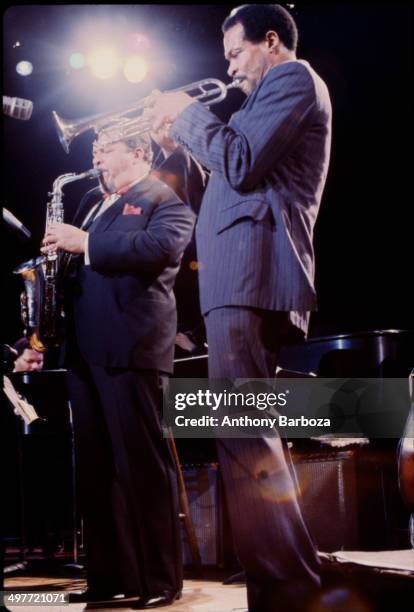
xmin=53 ymin=77 xmax=241 ymax=154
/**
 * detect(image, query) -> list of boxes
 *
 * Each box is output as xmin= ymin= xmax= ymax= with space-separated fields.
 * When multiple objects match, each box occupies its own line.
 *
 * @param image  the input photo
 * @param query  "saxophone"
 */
xmin=14 ymin=169 xmax=100 ymax=351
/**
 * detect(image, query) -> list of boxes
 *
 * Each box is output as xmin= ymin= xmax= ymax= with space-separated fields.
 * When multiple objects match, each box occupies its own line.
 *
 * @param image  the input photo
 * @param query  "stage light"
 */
xmin=123 ymin=55 xmax=148 ymax=83
xmin=16 ymin=61 xmax=33 ymax=76
xmin=13 ymin=41 xmax=21 ymax=48
xmin=69 ymin=52 xmax=85 ymax=69
xmin=89 ymin=46 xmax=119 ymax=79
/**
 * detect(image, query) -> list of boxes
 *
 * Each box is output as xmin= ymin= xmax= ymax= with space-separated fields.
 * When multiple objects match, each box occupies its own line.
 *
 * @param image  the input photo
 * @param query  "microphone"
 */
xmin=3 ymin=208 xmax=31 ymax=240
xmin=3 ymin=96 xmax=33 ymax=120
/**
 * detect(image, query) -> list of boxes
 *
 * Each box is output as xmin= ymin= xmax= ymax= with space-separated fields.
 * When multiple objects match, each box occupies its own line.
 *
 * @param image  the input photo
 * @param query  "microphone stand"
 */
xmin=3 ymin=403 xmax=29 ymax=575
xmin=63 ymin=401 xmax=84 ymax=572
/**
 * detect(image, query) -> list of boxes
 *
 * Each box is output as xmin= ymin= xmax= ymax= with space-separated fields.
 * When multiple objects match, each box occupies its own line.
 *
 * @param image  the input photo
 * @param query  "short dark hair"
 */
xmin=13 ymin=337 xmax=30 ymax=357
xmin=222 ymin=4 xmax=298 ymax=52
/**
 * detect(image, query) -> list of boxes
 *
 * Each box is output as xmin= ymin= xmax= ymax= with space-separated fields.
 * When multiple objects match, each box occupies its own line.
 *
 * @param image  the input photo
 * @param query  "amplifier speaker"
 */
xmin=179 ymin=448 xmax=408 ymax=566
xmin=180 ymin=452 xmax=361 ymax=564
xmin=292 ymin=450 xmax=359 ymax=552
xmin=181 ymin=463 xmax=232 ymax=567
xmin=291 ymin=444 xmax=410 ymax=552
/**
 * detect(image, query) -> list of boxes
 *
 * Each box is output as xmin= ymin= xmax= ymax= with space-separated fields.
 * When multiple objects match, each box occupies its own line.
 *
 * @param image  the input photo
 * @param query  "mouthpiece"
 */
xmin=84 ymin=168 xmax=102 ymax=180
xmin=231 ymin=78 xmax=243 ymax=88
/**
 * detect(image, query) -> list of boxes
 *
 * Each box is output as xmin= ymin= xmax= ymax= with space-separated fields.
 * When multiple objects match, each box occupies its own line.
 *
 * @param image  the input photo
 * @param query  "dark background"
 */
xmin=4 ymin=3 xmax=413 ymax=356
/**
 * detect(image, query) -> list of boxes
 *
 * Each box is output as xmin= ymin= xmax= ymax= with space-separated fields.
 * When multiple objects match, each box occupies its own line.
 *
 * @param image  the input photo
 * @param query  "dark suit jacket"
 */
xmin=66 ymin=175 xmax=195 ymax=373
xmin=170 ymin=60 xmax=332 ymax=325
xmin=151 ymin=146 xmax=207 ymax=213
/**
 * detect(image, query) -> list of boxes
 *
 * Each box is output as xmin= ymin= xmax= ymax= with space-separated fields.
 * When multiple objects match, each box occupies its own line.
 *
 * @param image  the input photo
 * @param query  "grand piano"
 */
xmin=278 ymin=329 xmax=413 ymax=377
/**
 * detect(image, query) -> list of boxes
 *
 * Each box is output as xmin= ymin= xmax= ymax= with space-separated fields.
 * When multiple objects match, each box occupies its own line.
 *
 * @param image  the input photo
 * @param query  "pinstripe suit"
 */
xmin=171 ymin=60 xmax=331 ymax=319
xmin=171 ymin=60 xmax=332 ymax=610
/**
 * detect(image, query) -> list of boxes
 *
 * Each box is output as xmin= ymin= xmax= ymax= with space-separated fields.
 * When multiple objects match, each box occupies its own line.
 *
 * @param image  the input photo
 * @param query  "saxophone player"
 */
xmin=41 ymin=130 xmax=195 ymax=606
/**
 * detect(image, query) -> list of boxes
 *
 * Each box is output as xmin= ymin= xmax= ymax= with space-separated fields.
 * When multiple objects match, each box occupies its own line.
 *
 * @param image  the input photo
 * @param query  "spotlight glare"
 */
xmin=126 ymin=32 xmax=150 ymax=52
xmin=69 ymin=52 xmax=85 ymax=69
xmin=13 ymin=41 xmax=21 ymax=48
xmin=16 ymin=60 xmax=33 ymax=76
xmin=89 ymin=46 xmax=119 ymax=79
xmin=123 ymin=55 xmax=148 ymax=83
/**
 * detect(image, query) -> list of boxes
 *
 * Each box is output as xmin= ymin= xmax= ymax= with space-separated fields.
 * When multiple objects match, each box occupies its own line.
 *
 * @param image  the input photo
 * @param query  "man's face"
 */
xmin=15 ymin=348 xmax=44 ymax=372
xmin=92 ymin=133 xmax=141 ymax=193
xmin=224 ymin=22 xmax=272 ymax=95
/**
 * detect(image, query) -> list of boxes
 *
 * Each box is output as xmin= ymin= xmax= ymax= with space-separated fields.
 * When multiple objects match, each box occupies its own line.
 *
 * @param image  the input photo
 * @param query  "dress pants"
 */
xmin=67 ymin=359 xmax=182 ymax=596
xmin=205 ymin=306 xmax=320 ymax=612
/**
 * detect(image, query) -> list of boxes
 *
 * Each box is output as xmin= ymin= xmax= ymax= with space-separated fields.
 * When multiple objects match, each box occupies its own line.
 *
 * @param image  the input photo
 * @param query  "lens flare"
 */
xmin=89 ymin=46 xmax=119 ymax=79
xmin=69 ymin=52 xmax=85 ymax=69
xmin=16 ymin=61 xmax=33 ymax=76
xmin=123 ymin=55 xmax=148 ymax=83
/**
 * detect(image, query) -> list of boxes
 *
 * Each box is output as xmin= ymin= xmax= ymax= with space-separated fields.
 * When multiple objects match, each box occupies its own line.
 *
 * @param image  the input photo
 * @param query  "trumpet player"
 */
xmin=42 ymin=130 xmax=195 ymax=606
xmin=149 ymin=4 xmax=332 ymax=611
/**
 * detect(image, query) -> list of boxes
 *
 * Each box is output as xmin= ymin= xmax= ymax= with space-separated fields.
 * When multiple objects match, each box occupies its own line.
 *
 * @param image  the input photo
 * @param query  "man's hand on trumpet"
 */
xmin=143 ymin=101 xmax=177 ymax=156
xmin=148 ymin=91 xmax=195 ymax=132
xmin=150 ymin=120 xmax=178 ymax=156
xmin=41 ymin=222 xmax=87 ymax=254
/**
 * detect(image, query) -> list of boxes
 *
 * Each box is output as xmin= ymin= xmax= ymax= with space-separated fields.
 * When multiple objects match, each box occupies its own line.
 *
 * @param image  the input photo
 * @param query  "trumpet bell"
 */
xmin=52 ymin=110 xmax=106 ymax=154
xmin=52 ymin=111 xmax=79 ymax=154
xmin=52 ymin=111 xmax=75 ymax=153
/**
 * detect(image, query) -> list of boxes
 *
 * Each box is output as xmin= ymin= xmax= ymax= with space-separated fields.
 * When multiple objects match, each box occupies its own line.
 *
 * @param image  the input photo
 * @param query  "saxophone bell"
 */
xmin=14 ymin=256 xmax=50 ymax=352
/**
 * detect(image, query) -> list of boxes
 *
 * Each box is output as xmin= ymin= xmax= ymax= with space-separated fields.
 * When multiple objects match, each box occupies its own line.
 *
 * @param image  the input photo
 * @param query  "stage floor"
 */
xmin=4 ymin=553 xmax=414 ymax=611
xmin=4 ymin=574 xmax=247 ymax=612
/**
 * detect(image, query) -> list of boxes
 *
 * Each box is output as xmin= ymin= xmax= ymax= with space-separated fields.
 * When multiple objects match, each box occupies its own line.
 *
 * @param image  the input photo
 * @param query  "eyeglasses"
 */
xmin=93 ymin=144 xmax=115 ymax=155
xmin=93 ymin=140 xmax=135 ymax=155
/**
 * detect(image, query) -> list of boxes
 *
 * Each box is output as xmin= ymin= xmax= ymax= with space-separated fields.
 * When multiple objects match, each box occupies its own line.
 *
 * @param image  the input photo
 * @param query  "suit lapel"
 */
xmin=90 ymin=177 xmax=153 ymax=233
xmin=90 ymin=195 xmax=126 ymax=233
xmin=73 ymin=188 xmax=102 ymax=227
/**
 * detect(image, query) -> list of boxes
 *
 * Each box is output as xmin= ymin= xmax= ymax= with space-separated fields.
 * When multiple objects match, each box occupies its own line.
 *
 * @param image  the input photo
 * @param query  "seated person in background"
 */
xmin=175 ymin=322 xmax=207 ymax=357
xmin=13 ymin=338 xmax=44 ymax=372
xmin=175 ymin=331 xmax=198 ymax=354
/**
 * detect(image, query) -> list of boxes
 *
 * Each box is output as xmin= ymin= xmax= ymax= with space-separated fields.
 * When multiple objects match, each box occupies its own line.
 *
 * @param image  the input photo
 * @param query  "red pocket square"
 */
xmin=122 ymin=204 xmax=143 ymax=215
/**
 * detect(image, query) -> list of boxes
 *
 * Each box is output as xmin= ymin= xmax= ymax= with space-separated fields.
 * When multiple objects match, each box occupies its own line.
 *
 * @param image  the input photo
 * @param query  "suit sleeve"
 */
xmin=88 ymin=201 xmax=195 ymax=275
xmin=152 ymin=147 xmax=207 ymax=214
xmin=170 ymin=62 xmax=316 ymax=192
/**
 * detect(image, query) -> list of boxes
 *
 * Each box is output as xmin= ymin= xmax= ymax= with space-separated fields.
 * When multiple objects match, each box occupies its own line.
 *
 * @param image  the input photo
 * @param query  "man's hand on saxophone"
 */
xmin=41 ymin=222 xmax=87 ymax=254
